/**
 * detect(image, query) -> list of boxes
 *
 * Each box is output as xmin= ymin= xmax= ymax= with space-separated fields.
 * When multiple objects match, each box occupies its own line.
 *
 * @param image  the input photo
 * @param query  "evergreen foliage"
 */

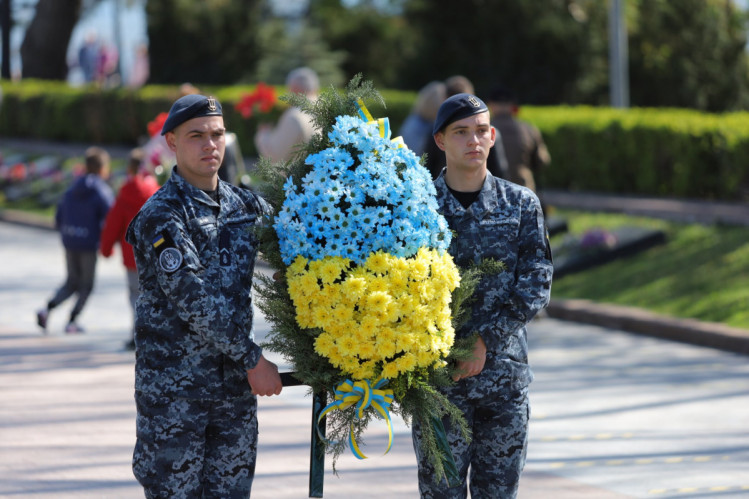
xmin=252 ymin=75 xmax=484 ymax=479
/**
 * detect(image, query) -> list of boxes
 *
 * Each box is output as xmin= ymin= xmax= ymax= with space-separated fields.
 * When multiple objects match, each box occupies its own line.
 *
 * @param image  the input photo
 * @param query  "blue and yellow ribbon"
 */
xmin=356 ymin=99 xmax=405 ymax=149
xmin=317 ymin=378 xmax=395 ymax=459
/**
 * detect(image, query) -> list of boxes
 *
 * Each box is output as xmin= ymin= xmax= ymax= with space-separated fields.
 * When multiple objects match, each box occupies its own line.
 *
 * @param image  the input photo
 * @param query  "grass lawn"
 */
xmin=549 ymin=209 xmax=749 ymax=330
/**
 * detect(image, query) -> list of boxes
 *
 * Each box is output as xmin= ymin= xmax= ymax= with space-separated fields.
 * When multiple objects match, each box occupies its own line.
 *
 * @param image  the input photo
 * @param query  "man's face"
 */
xmin=166 ymin=116 xmax=226 ymax=190
xmin=435 ymin=112 xmax=495 ymax=174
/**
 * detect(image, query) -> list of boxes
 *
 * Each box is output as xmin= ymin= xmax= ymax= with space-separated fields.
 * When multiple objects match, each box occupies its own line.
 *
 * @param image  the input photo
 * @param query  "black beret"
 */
xmin=432 ymin=93 xmax=488 ymax=135
xmin=161 ymin=94 xmax=223 ymax=135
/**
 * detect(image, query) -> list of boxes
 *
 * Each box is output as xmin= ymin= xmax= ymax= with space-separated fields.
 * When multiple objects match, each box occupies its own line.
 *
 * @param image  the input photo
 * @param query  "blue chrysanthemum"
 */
xmin=275 ymin=114 xmax=452 ymax=265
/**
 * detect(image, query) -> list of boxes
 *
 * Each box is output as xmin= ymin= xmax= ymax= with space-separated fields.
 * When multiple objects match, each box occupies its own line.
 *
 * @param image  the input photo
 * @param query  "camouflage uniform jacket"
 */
xmin=434 ymin=172 xmax=553 ymax=393
xmin=126 ymin=168 xmax=270 ymax=401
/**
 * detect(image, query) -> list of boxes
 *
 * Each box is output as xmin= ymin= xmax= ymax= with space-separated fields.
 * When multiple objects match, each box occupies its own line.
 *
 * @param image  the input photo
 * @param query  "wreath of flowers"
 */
xmin=254 ymin=76 xmax=482 ymax=481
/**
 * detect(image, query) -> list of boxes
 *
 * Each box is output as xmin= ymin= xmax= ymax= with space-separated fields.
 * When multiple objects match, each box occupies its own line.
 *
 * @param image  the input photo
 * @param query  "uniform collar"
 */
xmin=170 ymin=167 xmax=221 ymax=207
xmin=435 ymin=171 xmax=499 ymax=219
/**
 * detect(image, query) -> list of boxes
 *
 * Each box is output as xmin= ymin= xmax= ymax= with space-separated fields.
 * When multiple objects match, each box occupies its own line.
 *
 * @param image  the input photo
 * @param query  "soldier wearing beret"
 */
xmin=411 ymin=93 xmax=553 ymax=498
xmin=126 ymin=94 xmax=282 ymax=497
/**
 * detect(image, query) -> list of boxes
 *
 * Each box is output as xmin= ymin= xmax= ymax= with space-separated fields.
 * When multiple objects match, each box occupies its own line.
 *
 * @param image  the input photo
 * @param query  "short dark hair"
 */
xmin=84 ymin=147 xmax=110 ymax=174
xmin=128 ymin=148 xmax=144 ymax=174
xmin=445 ymin=75 xmax=474 ymax=97
xmin=488 ymin=86 xmax=518 ymax=105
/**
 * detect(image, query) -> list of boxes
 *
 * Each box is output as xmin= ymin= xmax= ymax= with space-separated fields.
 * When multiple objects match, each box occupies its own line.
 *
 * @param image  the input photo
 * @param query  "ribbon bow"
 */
xmin=318 ymin=378 xmax=395 ymax=460
xmin=357 ymin=99 xmax=406 ymax=149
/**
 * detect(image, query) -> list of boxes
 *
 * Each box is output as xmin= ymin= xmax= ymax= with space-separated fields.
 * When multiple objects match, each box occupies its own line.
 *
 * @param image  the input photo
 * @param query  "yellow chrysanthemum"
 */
xmin=357 ymin=341 xmax=377 ymax=360
xmin=396 ymin=333 xmax=419 ymax=354
xmin=365 ymin=251 xmax=391 ymax=275
xmin=388 ymin=272 xmax=409 ymax=296
xmin=376 ymin=338 xmax=397 ymax=359
xmin=288 ymin=255 xmax=309 ymax=277
xmin=337 ymin=335 xmax=359 ymax=357
xmin=341 ymin=276 xmax=367 ymax=298
xmin=320 ymin=257 xmax=348 ymax=284
xmin=298 ymin=273 xmax=319 ymax=295
xmin=312 ymin=305 xmax=331 ymax=327
xmin=381 ymin=361 xmax=399 ymax=379
xmin=366 ymin=291 xmax=392 ymax=315
xmin=410 ymin=256 xmax=430 ymax=281
xmin=331 ymin=305 xmax=353 ymax=324
xmin=416 ymin=349 xmax=435 ymax=367
xmin=395 ymin=353 xmax=418 ymax=373
xmin=358 ymin=315 xmax=379 ymax=337
xmin=314 ymin=333 xmax=336 ymax=357
xmin=378 ymin=325 xmax=397 ymax=343
xmin=286 ymin=248 xmax=462 ymax=379
xmin=366 ymin=275 xmax=389 ymax=293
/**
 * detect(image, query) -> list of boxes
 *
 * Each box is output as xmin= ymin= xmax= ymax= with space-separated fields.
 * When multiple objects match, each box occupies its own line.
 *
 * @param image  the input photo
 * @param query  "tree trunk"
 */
xmin=20 ymin=0 xmax=81 ymax=80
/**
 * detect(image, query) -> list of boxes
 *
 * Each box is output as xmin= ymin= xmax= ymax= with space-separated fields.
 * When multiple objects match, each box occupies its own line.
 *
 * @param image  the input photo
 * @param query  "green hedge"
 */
xmin=3 ymin=80 xmax=749 ymax=201
xmin=521 ymin=106 xmax=749 ymax=201
xmin=0 ymin=79 xmax=412 ymax=159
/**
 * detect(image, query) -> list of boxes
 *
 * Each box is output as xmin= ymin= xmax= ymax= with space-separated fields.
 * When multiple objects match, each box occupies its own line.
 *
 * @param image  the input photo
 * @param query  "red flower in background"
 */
xmin=147 ymin=112 xmax=169 ymax=137
xmin=235 ymin=83 xmax=277 ymax=118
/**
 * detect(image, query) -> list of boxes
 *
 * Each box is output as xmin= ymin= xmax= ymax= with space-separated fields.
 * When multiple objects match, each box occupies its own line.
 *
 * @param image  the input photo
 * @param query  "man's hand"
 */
xmin=453 ymin=335 xmax=487 ymax=382
xmin=247 ymin=355 xmax=283 ymax=396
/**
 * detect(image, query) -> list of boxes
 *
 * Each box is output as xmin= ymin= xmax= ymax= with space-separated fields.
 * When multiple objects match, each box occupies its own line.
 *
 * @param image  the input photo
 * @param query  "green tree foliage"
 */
xmin=628 ymin=0 xmax=749 ymax=111
xmin=251 ymin=19 xmax=346 ymax=87
xmin=398 ymin=0 xmax=603 ymax=103
xmin=145 ymin=0 xmax=263 ymax=85
xmin=308 ymin=0 xmax=418 ymax=89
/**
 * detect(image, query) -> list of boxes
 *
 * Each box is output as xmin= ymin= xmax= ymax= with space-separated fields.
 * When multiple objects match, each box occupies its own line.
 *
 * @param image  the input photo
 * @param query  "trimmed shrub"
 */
xmin=2 ymin=80 xmax=748 ymax=200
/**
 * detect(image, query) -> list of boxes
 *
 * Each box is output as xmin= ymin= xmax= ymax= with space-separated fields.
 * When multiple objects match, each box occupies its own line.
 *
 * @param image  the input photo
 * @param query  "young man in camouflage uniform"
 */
xmin=412 ymin=93 xmax=553 ymax=498
xmin=126 ymin=94 xmax=283 ymax=498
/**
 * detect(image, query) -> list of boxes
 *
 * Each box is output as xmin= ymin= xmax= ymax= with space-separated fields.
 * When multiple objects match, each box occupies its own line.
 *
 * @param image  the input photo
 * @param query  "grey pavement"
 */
xmin=3 ymin=222 xmax=749 ymax=498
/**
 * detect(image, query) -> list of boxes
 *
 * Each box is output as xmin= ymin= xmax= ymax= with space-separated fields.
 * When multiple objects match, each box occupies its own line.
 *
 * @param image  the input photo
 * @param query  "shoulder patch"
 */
xmin=152 ymin=230 xmax=185 ymax=273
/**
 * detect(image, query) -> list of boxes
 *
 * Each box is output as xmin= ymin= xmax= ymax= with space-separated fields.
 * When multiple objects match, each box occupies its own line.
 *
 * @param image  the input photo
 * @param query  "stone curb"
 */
xmin=547 ymin=299 xmax=749 ymax=355
xmin=0 ymin=209 xmax=55 ymax=230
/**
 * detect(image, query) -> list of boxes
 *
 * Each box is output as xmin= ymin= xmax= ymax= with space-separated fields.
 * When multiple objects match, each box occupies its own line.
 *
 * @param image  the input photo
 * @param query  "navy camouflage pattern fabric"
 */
xmin=412 ymin=172 xmax=553 ymax=498
xmin=126 ymin=167 xmax=270 ymax=497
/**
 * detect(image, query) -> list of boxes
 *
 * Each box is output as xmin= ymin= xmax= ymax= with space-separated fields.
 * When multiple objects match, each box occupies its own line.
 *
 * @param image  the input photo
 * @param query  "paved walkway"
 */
xmin=4 ymin=222 xmax=749 ymax=498
xmin=1 ymin=222 xmax=642 ymax=498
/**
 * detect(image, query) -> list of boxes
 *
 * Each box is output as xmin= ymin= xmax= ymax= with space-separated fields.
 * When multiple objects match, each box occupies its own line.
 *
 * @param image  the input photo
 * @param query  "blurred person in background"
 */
xmin=100 ymin=148 xmax=159 ymax=351
xmin=254 ymin=67 xmax=319 ymax=163
xmin=487 ymin=86 xmax=551 ymax=198
xmin=128 ymin=43 xmax=150 ymax=89
xmin=36 ymin=147 xmax=114 ymax=334
xmin=77 ymin=31 xmax=99 ymax=83
xmin=398 ymin=80 xmax=447 ymax=156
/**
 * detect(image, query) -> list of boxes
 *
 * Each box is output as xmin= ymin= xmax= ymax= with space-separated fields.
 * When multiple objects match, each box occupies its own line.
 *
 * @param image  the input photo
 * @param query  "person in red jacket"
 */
xmin=100 ymin=148 xmax=160 ymax=350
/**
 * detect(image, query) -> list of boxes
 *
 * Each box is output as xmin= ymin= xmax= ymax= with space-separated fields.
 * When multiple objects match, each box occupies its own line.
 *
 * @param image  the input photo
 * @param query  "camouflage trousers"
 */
xmin=412 ymin=384 xmax=529 ymax=499
xmin=133 ymin=391 xmax=258 ymax=498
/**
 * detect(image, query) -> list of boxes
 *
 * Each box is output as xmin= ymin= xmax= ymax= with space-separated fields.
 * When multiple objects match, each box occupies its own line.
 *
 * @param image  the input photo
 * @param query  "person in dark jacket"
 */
xmin=100 ymin=148 xmax=160 ymax=350
xmin=36 ymin=147 xmax=114 ymax=334
xmin=487 ymin=86 xmax=551 ymax=195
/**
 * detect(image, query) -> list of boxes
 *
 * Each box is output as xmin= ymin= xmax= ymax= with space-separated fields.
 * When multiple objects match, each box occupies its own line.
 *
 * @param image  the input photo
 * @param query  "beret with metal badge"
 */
xmin=432 ymin=93 xmax=488 ymax=135
xmin=161 ymin=94 xmax=223 ymax=135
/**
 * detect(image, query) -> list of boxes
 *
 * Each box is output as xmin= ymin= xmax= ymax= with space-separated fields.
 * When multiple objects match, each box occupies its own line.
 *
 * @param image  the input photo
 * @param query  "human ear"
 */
xmin=434 ymin=132 xmax=447 ymax=152
xmin=165 ymin=132 xmax=177 ymax=152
